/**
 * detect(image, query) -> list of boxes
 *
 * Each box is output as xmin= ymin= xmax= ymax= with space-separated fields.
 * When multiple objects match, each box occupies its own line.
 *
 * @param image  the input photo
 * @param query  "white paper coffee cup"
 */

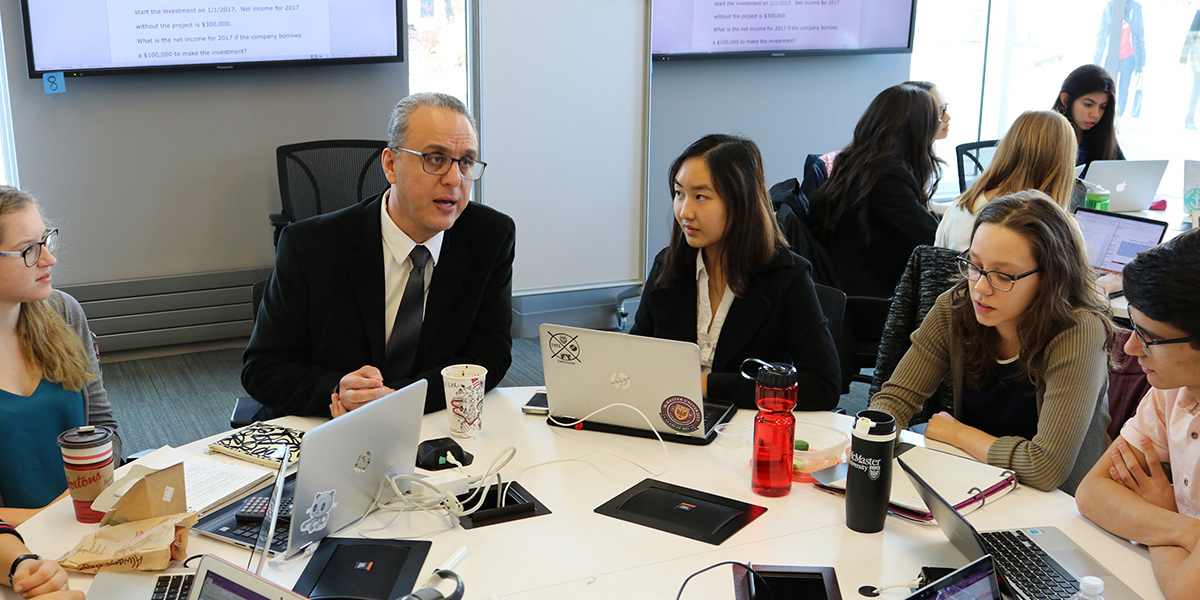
xmin=441 ymin=364 xmax=487 ymax=438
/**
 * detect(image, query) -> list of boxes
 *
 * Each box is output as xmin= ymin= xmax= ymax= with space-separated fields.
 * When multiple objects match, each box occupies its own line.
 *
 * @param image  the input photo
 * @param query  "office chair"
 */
xmin=869 ymin=245 xmax=959 ymax=424
xmin=955 ymin=140 xmax=999 ymax=193
xmin=271 ymin=140 xmax=390 ymax=246
xmin=813 ymin=283 xmax=850 ymax=395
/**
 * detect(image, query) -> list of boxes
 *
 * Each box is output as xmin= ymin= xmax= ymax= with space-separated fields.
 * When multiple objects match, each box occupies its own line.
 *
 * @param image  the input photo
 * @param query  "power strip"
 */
xmin=406 ymin=471 xmax=473 ymax=499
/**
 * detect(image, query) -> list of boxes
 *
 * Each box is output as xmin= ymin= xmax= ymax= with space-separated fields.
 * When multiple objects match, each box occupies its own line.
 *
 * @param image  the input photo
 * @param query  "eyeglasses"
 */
xmin=1129 ymin=318 xmax=1200 ymax=357
xmin=939 ymin=103 xmax=950 ymax=120
xmin=956 ymin=255 xmax=1039 ymax=292
xmin=392 ymin=147 xmax=487 ymax=180
xmin=0 ymin=228 xmax=58 ymax=267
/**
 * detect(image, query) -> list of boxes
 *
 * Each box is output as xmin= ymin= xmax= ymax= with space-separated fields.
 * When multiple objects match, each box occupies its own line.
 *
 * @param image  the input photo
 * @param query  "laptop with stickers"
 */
xmin=539 ymin=323 xmax=736 ymax=445
xmin=195 ymin=380 xmax=426 ymax=558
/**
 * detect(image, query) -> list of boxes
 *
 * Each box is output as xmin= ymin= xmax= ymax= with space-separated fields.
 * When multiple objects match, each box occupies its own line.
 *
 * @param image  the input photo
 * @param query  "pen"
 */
xmin=438 ymin=545 xmax=468 ymax=572
xmin=586 ymin=554 xmax=623 ymax=585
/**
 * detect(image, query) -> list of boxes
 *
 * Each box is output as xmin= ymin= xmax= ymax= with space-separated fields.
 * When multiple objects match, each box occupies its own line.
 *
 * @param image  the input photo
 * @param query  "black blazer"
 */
xmin=242 ymin=194 xmax=515 ymax=416
xmin=630 ymin=248 xmax=841 ymax=410
xmin=824 ymin=161 xmax=938 ymax=297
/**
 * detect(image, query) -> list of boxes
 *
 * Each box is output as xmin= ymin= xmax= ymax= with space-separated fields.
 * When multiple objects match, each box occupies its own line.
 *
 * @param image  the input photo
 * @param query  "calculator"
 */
xmin=234 ymin=495 xmax=294 ymax=523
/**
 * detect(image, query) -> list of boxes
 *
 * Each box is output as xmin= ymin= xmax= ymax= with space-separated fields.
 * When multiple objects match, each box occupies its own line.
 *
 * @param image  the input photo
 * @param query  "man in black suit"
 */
xmin=242 ymin=93 xmax=514 ymax=417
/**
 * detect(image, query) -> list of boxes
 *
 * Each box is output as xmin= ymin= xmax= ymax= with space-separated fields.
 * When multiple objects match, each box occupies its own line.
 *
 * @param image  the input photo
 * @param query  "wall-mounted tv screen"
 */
xmin=652 ymin=0 xmax=916 ymax=60
xmin=21 ymin=1 xmax=402 ymax=78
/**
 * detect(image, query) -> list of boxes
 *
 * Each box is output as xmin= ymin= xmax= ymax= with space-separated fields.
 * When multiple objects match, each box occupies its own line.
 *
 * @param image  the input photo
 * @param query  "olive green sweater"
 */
xmin=870 ymin=291 xmax=1111 ymax=494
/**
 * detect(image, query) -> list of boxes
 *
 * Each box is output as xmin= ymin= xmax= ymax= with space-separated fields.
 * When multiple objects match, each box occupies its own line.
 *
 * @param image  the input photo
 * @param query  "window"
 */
xmin=406 ymin=0 xmax=469 ymax=99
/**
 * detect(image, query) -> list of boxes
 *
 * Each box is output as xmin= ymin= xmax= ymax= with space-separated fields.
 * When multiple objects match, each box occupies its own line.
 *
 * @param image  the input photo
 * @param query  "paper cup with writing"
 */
xmin=58 ymin=425 xmax=117 ymax=523
xmin=442 ymin=364 xmax=487 ymax=438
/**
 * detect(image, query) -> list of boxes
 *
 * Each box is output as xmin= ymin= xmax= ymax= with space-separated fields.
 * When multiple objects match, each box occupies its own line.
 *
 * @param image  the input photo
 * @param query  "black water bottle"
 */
xmin=845 ymin=409 xmax=896 ymax=533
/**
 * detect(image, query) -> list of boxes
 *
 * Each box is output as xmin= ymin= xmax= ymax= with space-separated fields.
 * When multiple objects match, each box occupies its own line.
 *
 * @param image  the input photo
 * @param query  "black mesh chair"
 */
xmin=955 ymin=140 xmax=1000 ymax=193
xmin=271 ymin=140 xmax=390 ymax=246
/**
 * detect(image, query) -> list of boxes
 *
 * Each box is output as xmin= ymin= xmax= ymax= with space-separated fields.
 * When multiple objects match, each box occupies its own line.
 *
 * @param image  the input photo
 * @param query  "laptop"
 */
xmin=904 ymin=555 xmax=1002 ymax=600
xmin=1079 ymin=160 xmax=1169 ymax=211
xmin=195 ymin=380 xmax=426 ymax=557
xmin=539 ymin=323 xmax=736 ymax=445
xmin=899 ymin=458 xmax=1139 ymax=600
xmin=1074 ymin=206 xmax=1168 ymax=274
xmin=87 ymin=554 xmax=307 ymax=600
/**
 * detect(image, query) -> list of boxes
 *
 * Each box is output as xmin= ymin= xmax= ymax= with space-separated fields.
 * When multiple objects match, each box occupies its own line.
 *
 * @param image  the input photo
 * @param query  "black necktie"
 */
xmin=386 ymin=245 xmax=431 ymax=376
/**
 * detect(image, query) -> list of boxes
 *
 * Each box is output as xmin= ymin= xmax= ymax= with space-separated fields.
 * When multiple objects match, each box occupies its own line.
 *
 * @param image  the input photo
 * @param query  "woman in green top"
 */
xmin=0 ymin=186 xmax=120 ymax=523
xmin=869 ymin=190 xmax=1113 ymax=493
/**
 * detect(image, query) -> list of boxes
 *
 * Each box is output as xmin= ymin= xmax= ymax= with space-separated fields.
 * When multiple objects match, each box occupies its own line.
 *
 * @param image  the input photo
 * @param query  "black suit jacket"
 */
xmin=242 ymin=194 xmax=515 ymax=416
xmin=630 ymin=248 xmax=841 ymax=410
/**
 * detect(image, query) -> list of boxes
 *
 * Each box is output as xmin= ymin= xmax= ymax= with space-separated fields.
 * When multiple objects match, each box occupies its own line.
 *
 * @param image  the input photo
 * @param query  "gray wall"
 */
xmin=645 ymin=53 xmax=911 ymax=273
xmin=1 ymin=0 xmax=407 ymax=286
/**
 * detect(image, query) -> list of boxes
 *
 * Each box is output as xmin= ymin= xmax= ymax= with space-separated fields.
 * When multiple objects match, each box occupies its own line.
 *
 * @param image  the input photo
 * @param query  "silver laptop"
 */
xmin=88 ymin=554 xmax=306 ymax=600
xmin=195 ymin=380 xmax=426 ymax=557
xmin=1074 ymin=207 xmax=1168 ymax=274
xmin=900 ymin=458 xmax=1138 ymax=600
xmin=1080 ymin=160 xmax=1169 ymax=211
xmin=539 ymin=323 xmax=736 ymax=445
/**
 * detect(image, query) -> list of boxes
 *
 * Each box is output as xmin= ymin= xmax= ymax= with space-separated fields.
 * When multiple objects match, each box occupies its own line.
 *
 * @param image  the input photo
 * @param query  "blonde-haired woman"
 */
xmin=0 ymin=186 xmax=119 ymax=524
xmin=935 ymin=110 xmax=1077 ymax=251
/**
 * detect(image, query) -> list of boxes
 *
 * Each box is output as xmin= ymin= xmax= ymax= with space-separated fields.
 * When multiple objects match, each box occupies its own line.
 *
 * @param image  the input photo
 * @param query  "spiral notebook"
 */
xmin=810 ymin=443 xmax=1017 ymax=522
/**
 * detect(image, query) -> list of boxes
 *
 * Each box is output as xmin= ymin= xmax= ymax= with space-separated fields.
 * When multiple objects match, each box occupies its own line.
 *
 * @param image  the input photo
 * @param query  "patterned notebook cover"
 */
xmin=208 ymin=422 xmax=304 ymax=467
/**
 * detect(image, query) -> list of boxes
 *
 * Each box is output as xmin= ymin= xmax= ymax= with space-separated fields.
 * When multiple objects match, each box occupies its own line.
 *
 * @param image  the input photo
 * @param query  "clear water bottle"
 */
xmin=742 ymin=359 xmax=797 ymax=497
xmin=1068 ymin=576 xmax=1104 ymax=600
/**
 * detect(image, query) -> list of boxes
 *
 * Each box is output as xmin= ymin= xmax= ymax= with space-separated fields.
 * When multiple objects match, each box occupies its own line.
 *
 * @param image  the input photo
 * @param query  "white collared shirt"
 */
xmin=696 ymin=254 xmax=735 ymax=373
xmin=380 ymin=190 xmax=444 ymax=340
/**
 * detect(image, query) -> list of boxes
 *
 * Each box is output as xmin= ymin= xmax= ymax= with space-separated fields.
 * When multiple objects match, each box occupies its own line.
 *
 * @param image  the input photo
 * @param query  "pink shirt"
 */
xmin=1121 ymin=387 xmax=1200 ymax=518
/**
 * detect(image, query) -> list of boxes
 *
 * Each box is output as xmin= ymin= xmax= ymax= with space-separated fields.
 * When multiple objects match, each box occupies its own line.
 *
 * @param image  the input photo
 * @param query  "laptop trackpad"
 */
xmin=1050 ymin=549 xmax=1109 ymax=579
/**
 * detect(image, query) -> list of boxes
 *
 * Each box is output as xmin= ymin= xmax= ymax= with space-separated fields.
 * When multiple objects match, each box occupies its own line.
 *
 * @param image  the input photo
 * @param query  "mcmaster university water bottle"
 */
xmin=845 ymin=409 xmax=896 ymax=533
xmin=743 ymin=359 xmax=797 ymax=497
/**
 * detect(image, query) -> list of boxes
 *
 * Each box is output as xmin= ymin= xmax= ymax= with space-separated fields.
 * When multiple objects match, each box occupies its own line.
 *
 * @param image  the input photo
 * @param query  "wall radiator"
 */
xmin=60 ymin=268 xmax=273 ymax=354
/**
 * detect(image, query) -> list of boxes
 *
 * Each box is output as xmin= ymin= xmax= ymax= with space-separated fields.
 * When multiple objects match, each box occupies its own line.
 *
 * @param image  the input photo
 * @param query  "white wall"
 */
xmin=1 ymin=0 xmax=407 ymax=286
xmin=645 ymin=53 xmax=911 ymax=273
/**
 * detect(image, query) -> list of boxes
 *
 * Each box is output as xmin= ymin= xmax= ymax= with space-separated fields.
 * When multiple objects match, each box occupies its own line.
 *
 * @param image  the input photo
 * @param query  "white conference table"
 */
xmin=12 ymin=387 xmax=1164 ymax=599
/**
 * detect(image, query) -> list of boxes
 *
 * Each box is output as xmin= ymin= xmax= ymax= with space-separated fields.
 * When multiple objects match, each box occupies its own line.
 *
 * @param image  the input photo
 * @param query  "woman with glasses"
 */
xmin=807 ymin=83 xmax=941 ymax=297
xmin=935 ymin=110 xmax=1078 ymax=251
xmin=0 ymin=186 xmax=119 ymax=524
xmin=870 ymin=190 xmax=1113 ymax=493
xmin=631 ymin=134 xmax=841 ymax=409
xmin=1053 ymin=64 xmax=1125 ymax=167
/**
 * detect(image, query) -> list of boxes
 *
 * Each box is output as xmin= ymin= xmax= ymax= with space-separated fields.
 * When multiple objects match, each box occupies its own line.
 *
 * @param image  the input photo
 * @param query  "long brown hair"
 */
xmin=659 ymin=134 xmax=784 ymax=296
xmin=1052 ymin=64 xmax=1122 ymax=163
xmin=950 ymin=190 xmax=1113 ymax=387
xmin=957 ymin=110 xmax=1077 ymax=212
xmin=809 ymin=84 xmax=942 ymax=247
xmin=0 ymin=186 xmax=93 ymax=391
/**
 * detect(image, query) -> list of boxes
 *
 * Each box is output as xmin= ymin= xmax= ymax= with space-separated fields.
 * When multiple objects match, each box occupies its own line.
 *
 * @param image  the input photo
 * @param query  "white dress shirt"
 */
xmin=695 ymin=254 xmax=735 ymax=374
xmin=380 ymin=190 xmax=444 ymax=340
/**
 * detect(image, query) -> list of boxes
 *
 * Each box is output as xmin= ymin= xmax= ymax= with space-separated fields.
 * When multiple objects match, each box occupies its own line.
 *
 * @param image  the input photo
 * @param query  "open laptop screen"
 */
xmin=1074 ymin=207 xmax=1168 ymax=273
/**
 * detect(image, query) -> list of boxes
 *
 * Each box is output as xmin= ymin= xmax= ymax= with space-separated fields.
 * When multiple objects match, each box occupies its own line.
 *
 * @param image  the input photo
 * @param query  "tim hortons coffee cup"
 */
xmin=442 ymin=364 xmax=487 ymax=439
xmin=57 ymin=425 xmax=116 ymax=523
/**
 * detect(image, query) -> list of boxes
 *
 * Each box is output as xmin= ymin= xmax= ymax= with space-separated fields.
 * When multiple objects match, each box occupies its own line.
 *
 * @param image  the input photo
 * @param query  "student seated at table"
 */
xmin=869 ymin=191 xmax=1113 ymax=494
xmin=1 ymin=518 xmax=81 ymax=599
xmin=630 ymin=134 xmax=840 ymax=410
xmin=935 ymin=110 xmax=1077 ymax=251
xmin=807 ymin=83 xmax=941 ymax=297
xmin=1075 ymin=229 xmax=1200 ymax=600
xmin=1053 ymin=64 xmax=1125 ymax=167
xmin=0 ymin=187 xmax=120 ymax=525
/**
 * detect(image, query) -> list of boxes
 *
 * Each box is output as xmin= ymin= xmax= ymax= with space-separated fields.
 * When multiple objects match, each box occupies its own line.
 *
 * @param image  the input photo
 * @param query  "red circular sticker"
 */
xmin=660 ymin=396 xmax=702 ymax=433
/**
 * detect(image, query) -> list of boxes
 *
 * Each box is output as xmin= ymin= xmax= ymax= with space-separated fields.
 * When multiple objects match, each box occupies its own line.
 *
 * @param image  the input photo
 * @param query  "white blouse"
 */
xmin=695 ymin=254 xmax=735 ymax=373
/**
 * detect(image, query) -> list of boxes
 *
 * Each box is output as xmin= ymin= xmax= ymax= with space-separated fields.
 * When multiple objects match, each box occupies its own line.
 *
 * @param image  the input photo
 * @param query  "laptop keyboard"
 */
xmin=152 ymin=573 xmax=194 ymax=600
xmin=227 ymin=521 xmax=289 ymax=553
xmin=980 ymin=530 xmax=1080 ymax=600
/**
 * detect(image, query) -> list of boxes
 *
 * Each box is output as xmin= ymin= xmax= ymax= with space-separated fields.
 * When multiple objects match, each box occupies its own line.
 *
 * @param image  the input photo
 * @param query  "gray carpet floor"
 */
xmin=105 ymin=337 xmax=869 ymax=454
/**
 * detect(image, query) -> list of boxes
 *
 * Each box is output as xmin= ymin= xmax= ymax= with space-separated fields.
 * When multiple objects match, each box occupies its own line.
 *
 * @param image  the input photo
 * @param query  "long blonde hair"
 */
xmin=956 ymin=110 xmax=1077 ymax=212
xmin=0 ymin=186 xmax=93 ymax=391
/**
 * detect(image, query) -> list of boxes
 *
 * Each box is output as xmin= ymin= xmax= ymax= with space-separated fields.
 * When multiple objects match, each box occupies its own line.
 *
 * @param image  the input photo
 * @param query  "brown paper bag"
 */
xmin=99 ymin=462 xmax=188 ymax=526
xmin=58 ymin=512 xmax=198 ymax=573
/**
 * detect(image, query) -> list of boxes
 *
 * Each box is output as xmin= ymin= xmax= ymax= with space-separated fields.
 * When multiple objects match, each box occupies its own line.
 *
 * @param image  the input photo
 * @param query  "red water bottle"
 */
xmin=743 ymin=359 xmax=797 ymax=497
